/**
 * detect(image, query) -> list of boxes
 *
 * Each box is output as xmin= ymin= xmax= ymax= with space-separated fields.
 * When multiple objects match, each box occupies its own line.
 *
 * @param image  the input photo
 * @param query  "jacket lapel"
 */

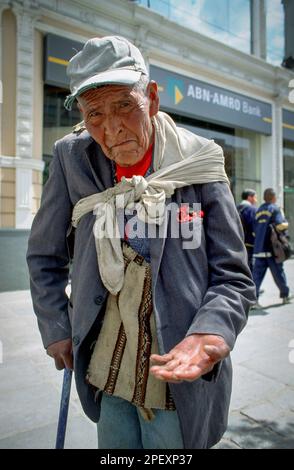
xmin=82 ymin=133 xmax=113 ymax=192
xmin=150 ymin=197 xmax=171 ymax=288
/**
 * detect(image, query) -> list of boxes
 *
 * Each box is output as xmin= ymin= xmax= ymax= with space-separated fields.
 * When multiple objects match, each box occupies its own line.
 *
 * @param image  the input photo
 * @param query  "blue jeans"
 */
xmin=97 ymin=393 xmax=184 ymax=449
xmin=253 ymin=257 xmax=289 ymax=299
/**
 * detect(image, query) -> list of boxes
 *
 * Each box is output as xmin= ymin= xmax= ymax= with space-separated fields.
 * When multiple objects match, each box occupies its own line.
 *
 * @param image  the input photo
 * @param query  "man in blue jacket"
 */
xmin=237 ymin=189 xmax=257 ymax=271
xmin=253 ymin=187 xmax=291 ymax=307
xmin=26 ymin=36 xmax=255 ymax=449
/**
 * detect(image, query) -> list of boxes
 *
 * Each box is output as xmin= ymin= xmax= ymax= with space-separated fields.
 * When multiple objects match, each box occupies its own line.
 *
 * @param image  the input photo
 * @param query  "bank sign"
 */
xmin=150 ymin=65 xmax=272 ymax=135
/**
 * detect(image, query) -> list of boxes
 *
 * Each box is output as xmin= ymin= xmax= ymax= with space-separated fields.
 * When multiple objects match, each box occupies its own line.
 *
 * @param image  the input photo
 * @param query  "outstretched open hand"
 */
xmin=150 ymin=334 xmax=230 ymax=383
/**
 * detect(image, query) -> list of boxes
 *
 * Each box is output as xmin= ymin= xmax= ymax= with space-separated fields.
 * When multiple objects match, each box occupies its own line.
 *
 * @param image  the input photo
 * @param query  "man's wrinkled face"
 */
xmin=78 ymin=82 xmax=159 ymax=167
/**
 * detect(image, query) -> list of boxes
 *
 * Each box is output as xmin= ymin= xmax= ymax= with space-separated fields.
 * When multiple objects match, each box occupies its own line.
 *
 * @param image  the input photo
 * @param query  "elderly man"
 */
xmin=27 ymin=36 xmax=255 ymax=449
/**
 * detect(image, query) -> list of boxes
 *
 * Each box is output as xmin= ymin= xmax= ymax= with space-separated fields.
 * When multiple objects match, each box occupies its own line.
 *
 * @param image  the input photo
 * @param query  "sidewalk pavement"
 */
xmin=0 ymin=261 xmax=293 ymax=449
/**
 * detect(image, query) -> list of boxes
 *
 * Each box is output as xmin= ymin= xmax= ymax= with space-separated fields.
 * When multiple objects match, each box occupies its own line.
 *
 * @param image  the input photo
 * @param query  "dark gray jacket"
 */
xmin=27 ymin=129 xmax=256 ymax=449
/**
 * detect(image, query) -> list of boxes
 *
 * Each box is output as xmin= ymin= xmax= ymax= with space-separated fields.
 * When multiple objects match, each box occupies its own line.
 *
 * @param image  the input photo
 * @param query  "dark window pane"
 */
xmin=42 ymin=85 xmax=82 ymax=185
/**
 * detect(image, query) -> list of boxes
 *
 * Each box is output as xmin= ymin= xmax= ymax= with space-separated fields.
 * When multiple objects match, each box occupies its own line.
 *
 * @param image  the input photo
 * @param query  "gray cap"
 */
xmin=64 ymin=36 xmax=148 ymax=110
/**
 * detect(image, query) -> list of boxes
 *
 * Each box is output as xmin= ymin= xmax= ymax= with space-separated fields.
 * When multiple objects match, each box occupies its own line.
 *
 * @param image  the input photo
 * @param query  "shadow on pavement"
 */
xmin=226 ymin=418 xmax=294 ymax=449
xmin=249 ymin=308 xmax=270 ymax=316
xmin=250 ymin=302 xmax=285 ymax=315
xmin=265 ymin=303 xmax=286 ymax=309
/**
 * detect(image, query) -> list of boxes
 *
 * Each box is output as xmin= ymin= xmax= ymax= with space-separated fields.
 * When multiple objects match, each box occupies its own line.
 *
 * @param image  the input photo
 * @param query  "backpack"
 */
xmin=269 ymin=224 xmax=291 ymax=263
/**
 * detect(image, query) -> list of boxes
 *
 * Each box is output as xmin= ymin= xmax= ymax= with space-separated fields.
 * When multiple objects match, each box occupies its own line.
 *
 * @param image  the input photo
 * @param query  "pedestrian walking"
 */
xmin=252 ymin=187 xmax=292 ymax=308
xmin=237 ymin=189 xmax=257 ymax=271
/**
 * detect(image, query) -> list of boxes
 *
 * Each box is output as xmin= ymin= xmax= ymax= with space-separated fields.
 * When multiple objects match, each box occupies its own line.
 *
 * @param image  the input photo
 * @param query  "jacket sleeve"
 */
xmin=186 ymin=182 xmax=256 ymax=351
xmin=26 ymin=142 xmax=73 ymax=349
xmin=273 ymin=207 xmax=289 ymax=232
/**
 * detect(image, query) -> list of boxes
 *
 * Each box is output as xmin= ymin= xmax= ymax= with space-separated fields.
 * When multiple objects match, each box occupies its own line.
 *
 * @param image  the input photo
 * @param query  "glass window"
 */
xmin=266 ymin=0 xmax=285 ymax=65
xmin=169 ymin=113 xmax=261 ymax=203
xmin=138 ymin=0 xmax=251 ymax=54
xmin=233 ymin=128 xmax=261 ymax=204
xmin=43 ymin=85 xmax=81 ymax=184
xmin=284 ymin=139 xmax=294 ymax=189
xmin=284 ymin=139 xmax=294 ymax=246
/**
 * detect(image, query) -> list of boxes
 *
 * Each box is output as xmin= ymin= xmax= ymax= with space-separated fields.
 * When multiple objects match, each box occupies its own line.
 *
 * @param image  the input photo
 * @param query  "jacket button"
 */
xmin=94 ymin=295 xmax=104 ymax=305
xmin=72 ymin=336 xmax=80 ymax=346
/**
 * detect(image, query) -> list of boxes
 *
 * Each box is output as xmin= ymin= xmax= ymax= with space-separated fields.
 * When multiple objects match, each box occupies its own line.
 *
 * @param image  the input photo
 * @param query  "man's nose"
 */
xmin=104 ymin=113 xmax=123 ymax=135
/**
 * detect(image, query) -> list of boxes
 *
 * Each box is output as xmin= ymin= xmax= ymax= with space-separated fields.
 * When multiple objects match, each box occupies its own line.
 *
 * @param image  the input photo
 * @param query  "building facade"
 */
xmin=0 ymin=0 xmax=294 ymax=290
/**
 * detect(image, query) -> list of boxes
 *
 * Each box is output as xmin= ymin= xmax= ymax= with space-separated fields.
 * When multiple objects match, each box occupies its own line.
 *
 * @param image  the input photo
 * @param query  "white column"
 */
xmin=0 ymin=155 xmax=44 ymax=228
xmin=0 ymin=1 xmax=11 ymax=157
xmin=12 ymin=1 xmax=40 ymax=228
xmin=250 ymin=0 xmax=266 ymax=60
xmin=273 ymin=98 xmax=284 ymax=206
xmin=260 ymin=133 xmax=276 ymax=191
xmin=260 ymin=98 xmax=284 ymax=206
xmin=15 ymin=167 xmax=33 ymax=228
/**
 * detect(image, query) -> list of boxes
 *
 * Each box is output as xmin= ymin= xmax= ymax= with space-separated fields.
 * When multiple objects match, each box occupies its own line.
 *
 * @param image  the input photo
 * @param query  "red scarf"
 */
xmin=115 ymin=143 xmax=153 ymax=182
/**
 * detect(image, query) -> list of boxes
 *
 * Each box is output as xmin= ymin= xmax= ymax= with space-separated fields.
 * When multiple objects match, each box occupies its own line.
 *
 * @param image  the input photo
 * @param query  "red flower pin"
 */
xmin=177 ymin=206 xmax=204 ymax=223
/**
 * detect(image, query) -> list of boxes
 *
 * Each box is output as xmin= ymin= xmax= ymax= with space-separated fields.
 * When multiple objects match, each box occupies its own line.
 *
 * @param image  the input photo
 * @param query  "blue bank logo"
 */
xmin=167 ymin=77 xmax=185 ymax=105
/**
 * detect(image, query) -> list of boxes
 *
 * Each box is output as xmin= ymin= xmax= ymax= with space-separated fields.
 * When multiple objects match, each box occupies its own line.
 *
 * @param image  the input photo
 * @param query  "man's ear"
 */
xmin=147 ymin=81 xmax=160 ymax=117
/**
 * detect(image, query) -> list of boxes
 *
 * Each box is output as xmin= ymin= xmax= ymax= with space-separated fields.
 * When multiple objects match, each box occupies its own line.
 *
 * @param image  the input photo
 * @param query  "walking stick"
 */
xmin=55 ymin=368 xmax=73 ymax=449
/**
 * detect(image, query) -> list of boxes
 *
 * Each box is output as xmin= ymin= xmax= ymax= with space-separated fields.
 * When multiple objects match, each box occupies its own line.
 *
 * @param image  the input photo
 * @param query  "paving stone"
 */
xmin=223 ymin=411 xmax=293 ymax=449
xmin=2 ymin=338 xmax=44 ymax=361
xmin=230 ymin=364 xmax=285 ymax=412
xmin=241 ymin=401 xmax=294 ymax=438
xmin=0 ymin=382 xmax=80 ymax=440
xmin=248 ymin=306 xmax=294 ymax=333
xmin=268 ymin=388 xmax=294 ymax=413
xmin=0 ymin=415 xmax=97 ymax=449
xmin=232 ymin=324 xmax=293 ymax=364
xmin=213 ymin=438 xmax=241 ymax=449
xmin=0 ymin=358 xmax=47 ymax=393
xmin=0 ymin=305 xmax=17 ymax=319
xmin=0 ymin=291 xmax=31 ymax=304
xmin=240 ymin=346 xmax=294 ymax=388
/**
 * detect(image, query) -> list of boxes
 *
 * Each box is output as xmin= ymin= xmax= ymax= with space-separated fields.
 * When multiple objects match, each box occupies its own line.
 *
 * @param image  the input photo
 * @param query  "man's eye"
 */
xmin=89 ymin=111 xmax=101 ymax=118
xmin=119 ymin=101 xmax=131 ymax=109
